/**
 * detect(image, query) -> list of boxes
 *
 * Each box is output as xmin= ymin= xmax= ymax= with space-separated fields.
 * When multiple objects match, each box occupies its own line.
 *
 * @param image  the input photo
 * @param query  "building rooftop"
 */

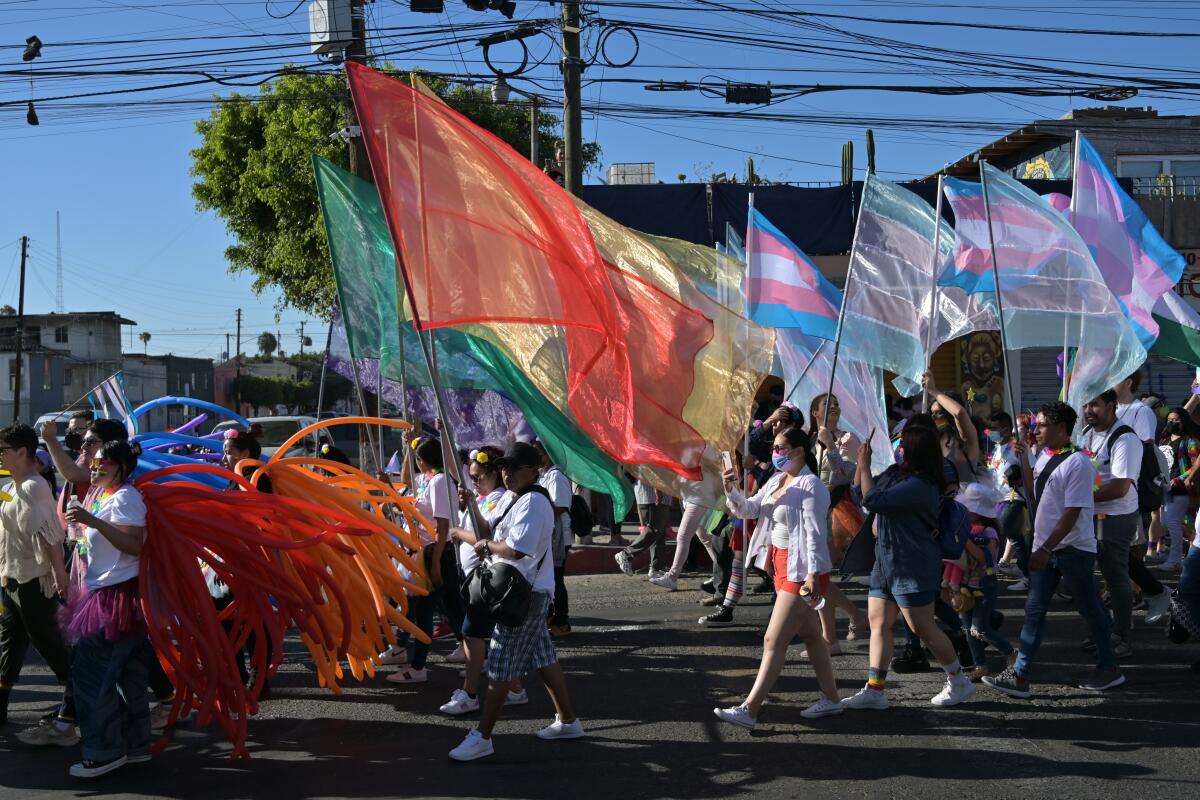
xmin=925 ymin=106 xmax=1197 ymax=181
xmin=3 ymin=311 xmax=138 ymax=326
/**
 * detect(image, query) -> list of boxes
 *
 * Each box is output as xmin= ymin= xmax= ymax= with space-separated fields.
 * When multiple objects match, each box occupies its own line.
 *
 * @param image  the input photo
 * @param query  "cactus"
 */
xmin=866 ymin=129 xmax=876 ymax=175
xmin=841 ymin=141 xmax=854 ymax=185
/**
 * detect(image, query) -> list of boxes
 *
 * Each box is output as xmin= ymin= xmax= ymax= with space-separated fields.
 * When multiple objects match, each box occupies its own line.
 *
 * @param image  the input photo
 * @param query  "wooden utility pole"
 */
xmin=561 ymin=0 xmax=583 ymax=195
xmin=347 ymin=0 xmax=371 ymax=181
xmin=13 ymin=236 xmax=27 ymax=421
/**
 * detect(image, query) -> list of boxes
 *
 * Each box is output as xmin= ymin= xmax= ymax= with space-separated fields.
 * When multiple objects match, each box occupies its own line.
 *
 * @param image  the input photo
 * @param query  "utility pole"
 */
xmin=346 ymin=0 xmax=372 ymax=181
xmin=561 ymin=0 xmax=583 ymax=195
xmin=12 ymin=236 xmax=27 ymax=421
xmin=225 ymin=332 xmax=231 ymax=361
xmin=235 ymin=308 xmax=242 ymax=410
xmin=299 ymin=320 xmax=306 ymax=356
xmin=530 ymin=94 xmax=539 ymax=169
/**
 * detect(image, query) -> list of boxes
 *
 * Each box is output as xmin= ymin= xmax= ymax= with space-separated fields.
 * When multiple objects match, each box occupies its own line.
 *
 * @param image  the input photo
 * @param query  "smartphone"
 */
xmin=720 ymin=451 xmax=735 ymax=474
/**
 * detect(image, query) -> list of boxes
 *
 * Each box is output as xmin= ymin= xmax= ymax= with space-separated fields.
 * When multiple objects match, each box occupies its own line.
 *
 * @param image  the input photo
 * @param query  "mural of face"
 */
xmin=966 ymin=334 xmax=1000 ymax=385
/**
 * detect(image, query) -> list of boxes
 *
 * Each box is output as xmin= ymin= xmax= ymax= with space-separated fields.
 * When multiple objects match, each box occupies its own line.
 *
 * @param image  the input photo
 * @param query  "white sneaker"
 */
xmin=1008 ymin=579 xmax=1029 ymax=592
xmin=504 ymin=689 xmax=529 ymax=706
xmin=841 ymin=686 xmax=889 ymax=711
xmin=1146 ymin=590 xmax=1173 ymax=626
xmin=445 ymin=642 xmax=467 ymax=664
xmin=17 ymin=718 xmax=80 ymax=747
xmin=440 ymin=689 xmax=480 ymax=716
xmin=713 ymin=704 xmax=756 ymax=730
xmin=449 ymin=729 xmax=494 ymax=761
xmin=150 ymin=702 xmax=171 ymax=732
xmin=615 ymin=551 xmax=635 ymax=576
xmin=931 ymin=676 xmax=976 ymax=707
xmin=649 ymin=573 xmax=678 ymax=591
xmin=69 ymin=755 xmax=128 ymax=778
xmin=386 ymin=667 xmax=427 ymax=684
xmin=378 ymin=644 xmax=409 ymax=666
xmin=648 ymin=568 xmax=665 ymax=579
xmin=536 ymin=717 xmax=585 ymax=740
xmin=801 ymin=697 xmax=845 ymax=719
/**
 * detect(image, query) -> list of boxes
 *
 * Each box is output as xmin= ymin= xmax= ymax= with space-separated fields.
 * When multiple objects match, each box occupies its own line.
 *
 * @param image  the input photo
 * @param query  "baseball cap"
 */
xmin=956 ymin=482 xmax=1003 ymax=518
xmin=494 ymin=441 xmax=541 ymax=470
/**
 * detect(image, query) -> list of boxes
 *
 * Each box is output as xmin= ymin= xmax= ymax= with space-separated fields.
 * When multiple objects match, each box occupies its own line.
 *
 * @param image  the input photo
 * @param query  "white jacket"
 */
xmin=726 ymin=467 xmax=832 ymax=582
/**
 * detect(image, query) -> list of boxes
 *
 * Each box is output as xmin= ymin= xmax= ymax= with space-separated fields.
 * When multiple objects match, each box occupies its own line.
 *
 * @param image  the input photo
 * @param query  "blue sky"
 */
xmin=2 ymin=1 xmax=1198 ymax=360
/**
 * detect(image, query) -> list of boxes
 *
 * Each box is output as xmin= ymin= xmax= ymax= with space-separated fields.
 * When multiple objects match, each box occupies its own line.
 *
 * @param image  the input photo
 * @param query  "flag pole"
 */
xmin=346 ymin=352 xmax=382 ymax=473
xmin=744 ymin=191 xmax=756 ymax=493
xmin=1063 ymin=129 xmax=1081 ymax=403
xmin=783 ymin=340 xmax=827 ymax=403
xmin=922 ymin=176 xmax=945 ymax=412
xmin=315 ymin=314 xmax=334 ymax=418
xmin=377 ymin=363 xmax=385 ymax=470
xmin=822 ymin=175 xmax=864 ymax=436
xmin=979 ymin=162 xmax=1021 ymax=420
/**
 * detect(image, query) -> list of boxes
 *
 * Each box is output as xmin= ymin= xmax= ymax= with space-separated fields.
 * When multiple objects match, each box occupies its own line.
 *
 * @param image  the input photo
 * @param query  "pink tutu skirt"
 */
xmin=60 ymin=577 xmax=146 ymax=644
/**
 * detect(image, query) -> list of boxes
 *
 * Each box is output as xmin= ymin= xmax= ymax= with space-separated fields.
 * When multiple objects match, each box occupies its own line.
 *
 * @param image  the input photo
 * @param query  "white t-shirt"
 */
xmin=414 ymin=472 xmax=452 ymax=545
xmin=539 ymin=467 xmax=573 ymax=547
xmin=1083 ymin=425 xmax=1140 ymax=517
xmin=81 ymin=483 xmax=147 ymax=591
xmin=458 ymin=488 xmax=507 ymax=574
xmin=1033 ymin=450 xmax=1096 ymax=553
xmin=492 ymin=490 xmax=555 ymax=593
xmin=633 ymin=480 xmax=658 ymax=507
xmin=1117 ymin=400 xmax=1157 ymax=443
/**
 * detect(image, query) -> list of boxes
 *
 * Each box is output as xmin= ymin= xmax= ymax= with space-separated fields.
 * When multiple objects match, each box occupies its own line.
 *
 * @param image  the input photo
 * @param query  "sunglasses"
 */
xmin=771 ymin=445 xmax=794 ymax=454
xmin=82 ymin=437 xmax=102 ymax=447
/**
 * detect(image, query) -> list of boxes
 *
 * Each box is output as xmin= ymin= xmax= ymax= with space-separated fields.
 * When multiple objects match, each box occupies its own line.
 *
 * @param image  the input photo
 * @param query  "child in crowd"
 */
xmin=953 ymin=483 xmax=1015 ymax=682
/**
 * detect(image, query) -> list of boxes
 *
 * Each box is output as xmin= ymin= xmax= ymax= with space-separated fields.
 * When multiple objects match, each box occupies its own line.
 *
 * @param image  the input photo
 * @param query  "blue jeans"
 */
xmin=960 ymin=578 xmax=1013 ymax=664
xmin=1179 ymin=545 xmax=1200 ymax=623
xmin=1014 ymin=546 xmax=1115 ymax=676
xmin=72 ymin=634 xmax=151 ymax=762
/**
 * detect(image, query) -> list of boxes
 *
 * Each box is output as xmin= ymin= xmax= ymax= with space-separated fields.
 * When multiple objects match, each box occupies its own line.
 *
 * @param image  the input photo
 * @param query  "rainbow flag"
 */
xmin=1072 ymin=134 xmax=1185 ymax=349
xmin=745 ymin=209 xmax=842 ymax=339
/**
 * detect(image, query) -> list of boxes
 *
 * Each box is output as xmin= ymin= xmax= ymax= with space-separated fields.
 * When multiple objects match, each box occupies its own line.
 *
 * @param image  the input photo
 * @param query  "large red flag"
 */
xmin=346 ymin=63 xmax=709 ymax=477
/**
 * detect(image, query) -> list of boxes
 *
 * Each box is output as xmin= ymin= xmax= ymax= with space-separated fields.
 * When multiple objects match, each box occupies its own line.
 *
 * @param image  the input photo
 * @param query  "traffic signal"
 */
xmin=464 ymin=0 xmax=516 ymax=19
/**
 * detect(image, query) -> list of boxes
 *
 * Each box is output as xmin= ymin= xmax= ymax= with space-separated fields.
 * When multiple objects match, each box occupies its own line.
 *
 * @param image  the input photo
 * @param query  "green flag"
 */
xmin=1152 ymin=291 xmax=1200 ymax=368
xmin=313 ymin=156 xmax=633 ymax=516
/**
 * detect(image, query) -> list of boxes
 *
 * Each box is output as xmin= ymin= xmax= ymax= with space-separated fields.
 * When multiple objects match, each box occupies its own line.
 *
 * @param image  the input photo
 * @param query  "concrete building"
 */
xmin=605 ymin=162 xmax=657 ymax=185
xmin=927 ymin=106 xmax=1200 ymax=409
xmin=0 ymin=311 xmax=132 ymax=423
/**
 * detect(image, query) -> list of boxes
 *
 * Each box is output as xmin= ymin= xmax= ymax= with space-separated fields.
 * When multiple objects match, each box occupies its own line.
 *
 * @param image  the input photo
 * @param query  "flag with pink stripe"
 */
xmin=940 ymin=162 xmax=1146 ymax=409
xmin=1073 ymin=134 xmax=1185 ymax=349
xmin=746 ymin=209 xmax=842 ymax=339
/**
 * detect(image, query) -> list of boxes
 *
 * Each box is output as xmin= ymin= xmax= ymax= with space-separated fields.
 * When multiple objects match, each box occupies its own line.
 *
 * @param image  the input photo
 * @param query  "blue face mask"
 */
xmin=771 ymin=452 xmax=793 ymax=470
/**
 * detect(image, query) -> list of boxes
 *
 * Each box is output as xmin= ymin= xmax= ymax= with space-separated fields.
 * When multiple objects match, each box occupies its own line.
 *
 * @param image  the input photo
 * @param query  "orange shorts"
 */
xmin=770 ymin=545 xmax=830 ymax=596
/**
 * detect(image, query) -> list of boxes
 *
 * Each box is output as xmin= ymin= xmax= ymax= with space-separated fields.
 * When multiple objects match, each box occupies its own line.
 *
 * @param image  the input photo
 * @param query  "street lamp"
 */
xmin=491 ymin=78 xmax=542 ymax=170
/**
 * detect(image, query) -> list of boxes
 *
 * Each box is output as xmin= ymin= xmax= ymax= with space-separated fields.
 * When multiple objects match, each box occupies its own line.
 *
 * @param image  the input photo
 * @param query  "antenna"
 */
xmin=55 ymin=210 xmax=64 ymax=313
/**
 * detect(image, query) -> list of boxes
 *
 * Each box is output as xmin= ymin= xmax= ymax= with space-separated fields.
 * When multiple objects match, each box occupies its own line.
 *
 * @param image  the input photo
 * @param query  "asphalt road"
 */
xmin=2 ymin=570 xmax=1198 ymax=800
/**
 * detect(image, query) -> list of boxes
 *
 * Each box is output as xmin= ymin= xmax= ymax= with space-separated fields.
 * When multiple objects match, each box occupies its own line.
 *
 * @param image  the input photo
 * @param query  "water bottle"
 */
xmin=800 ymin=585 xmax=826 ymax=611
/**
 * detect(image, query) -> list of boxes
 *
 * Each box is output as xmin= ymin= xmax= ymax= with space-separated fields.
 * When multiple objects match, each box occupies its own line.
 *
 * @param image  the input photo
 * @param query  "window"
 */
xmin=1118 ymin=156 xmax=1200 ymax=196
xmin=8 ymin=358 xmax=17 ymax=393
xmin=42 ymin=358 xmax=51 ymax=391
xmin=54 ymin=326 xmax=69 ymax=344
xmin=64 ymin=368 xmax=73 ymax=386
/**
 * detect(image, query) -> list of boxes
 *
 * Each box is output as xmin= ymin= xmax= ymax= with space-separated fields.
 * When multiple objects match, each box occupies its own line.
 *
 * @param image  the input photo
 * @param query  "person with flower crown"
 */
xmin=439 ymin=445 xmax=528 ymax=715
xmin=387 ymin=435 xmax=463 ymax=685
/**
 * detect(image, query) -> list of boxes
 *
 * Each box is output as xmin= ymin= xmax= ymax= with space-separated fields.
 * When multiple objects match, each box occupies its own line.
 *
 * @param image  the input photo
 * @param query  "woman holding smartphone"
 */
xmin=712 ymin=428 xmax=842 ymax=729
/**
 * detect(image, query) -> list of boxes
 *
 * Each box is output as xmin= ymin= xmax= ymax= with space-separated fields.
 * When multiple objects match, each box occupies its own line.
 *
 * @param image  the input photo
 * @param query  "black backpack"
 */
xmin=1105 ymin=425 xmax=1166 ymax=514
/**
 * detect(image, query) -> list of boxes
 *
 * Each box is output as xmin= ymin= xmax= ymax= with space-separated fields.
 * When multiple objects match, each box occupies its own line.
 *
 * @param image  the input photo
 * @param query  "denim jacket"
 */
xmin=864 ymin=466 xmax=942 ymax=595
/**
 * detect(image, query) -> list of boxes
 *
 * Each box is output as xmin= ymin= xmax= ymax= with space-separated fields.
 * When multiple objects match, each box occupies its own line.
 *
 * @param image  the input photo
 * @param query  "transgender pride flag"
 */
xmin=746 ymin=208 xmax=842 ymax=340
xmin=1072 ymin=134 xmax=1185 ymax=349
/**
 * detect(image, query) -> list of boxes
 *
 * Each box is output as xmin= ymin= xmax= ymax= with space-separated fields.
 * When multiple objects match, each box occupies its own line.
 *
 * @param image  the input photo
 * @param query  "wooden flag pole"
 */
xmin=822 ymin=175 xmax=864 ymax=438
xmin=922 ymin=176 xmax=946 ymax=413
xmin=979 ymin=162 xmax=1021 ymax=420
xmin=1063 ymin=129 xmax=1082 ymax=403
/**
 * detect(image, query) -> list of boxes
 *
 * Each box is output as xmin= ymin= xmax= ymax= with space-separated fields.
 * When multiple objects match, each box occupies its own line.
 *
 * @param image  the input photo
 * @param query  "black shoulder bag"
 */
xmin=461 ymin=485 xmax=552 ymax=627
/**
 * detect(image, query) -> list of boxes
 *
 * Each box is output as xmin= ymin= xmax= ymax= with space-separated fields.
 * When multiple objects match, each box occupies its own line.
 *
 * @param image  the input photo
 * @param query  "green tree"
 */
xmin=191 ymin=68 xmax=601 ymax=318
xmin=257 ymin=331 xmax=278 ymax=358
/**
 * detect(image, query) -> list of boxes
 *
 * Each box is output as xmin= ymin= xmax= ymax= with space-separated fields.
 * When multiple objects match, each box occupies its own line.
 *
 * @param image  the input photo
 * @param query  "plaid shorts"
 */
xmin=487 ymin=591 xmax=557 ymax=682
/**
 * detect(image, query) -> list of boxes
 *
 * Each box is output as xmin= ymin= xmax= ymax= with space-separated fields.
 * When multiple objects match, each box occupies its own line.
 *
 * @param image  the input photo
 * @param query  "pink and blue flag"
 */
xmin=1072 ymin=134 xmax=1185 ymax=349
xmin=746 ymin=208 xmax=842 ymax=339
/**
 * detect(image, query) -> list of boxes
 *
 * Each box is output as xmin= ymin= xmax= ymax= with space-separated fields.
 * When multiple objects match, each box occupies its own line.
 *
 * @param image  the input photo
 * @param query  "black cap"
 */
xmin=494 ymin=441 xmax=541 ymax=469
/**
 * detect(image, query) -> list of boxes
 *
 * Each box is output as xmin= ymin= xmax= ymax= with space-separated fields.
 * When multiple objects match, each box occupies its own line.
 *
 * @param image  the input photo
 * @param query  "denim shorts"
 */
xmin=868 ymin=587 xmax=937 ymax=608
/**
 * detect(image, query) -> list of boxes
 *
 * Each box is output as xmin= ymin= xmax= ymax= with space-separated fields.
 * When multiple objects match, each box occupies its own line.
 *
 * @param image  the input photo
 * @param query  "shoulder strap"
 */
xmin=1034 ymin=451 xmax=1074 ymax=503
xmin=1104 ymin=424 xmax=1137 ymax=457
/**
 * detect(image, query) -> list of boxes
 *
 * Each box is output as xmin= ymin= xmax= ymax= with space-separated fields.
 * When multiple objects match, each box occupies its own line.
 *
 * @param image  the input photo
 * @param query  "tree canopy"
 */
xmin=191 ymin=68 xmax=600 ymax=318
